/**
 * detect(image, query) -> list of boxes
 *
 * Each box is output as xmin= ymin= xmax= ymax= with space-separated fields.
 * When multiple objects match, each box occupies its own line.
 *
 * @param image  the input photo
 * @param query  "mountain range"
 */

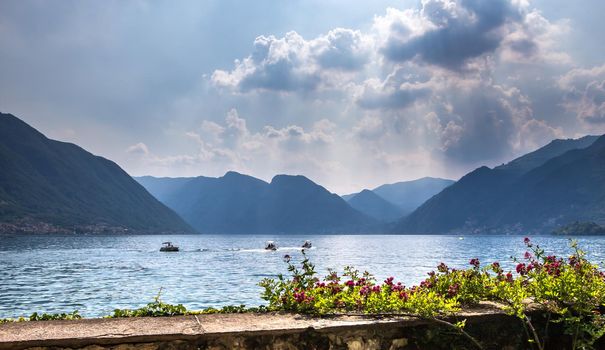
xmin=2 ymin=111 xmax=603 ymax=236
xmin=345 ymin=189 xmax=404 ymax=222
xmin=0 ymin=112 xmax=193 ymax=234
xmin=396 ymin=135 xmax=604 ymax=234
xmin=136 ymin=172 xmax=376 ymax=234
xmin=342 ymin=177 xmax=455 ymax=221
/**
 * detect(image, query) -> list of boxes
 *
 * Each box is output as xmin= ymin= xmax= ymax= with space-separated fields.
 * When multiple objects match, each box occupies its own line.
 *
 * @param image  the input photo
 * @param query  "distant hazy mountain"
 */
xmin=343 ymin=177 xmax=455 ymax=216
xmin=0 ymin=112 xmax=193 ymax=234
xmin=346 ymin=189 xmax=404 ymax=222
xmin=372 ymin=177 xmax=455 ymax=214
xmin=396 ymin=135 xmax=602 ymax=234
xmin=135 ymin=176 xmax=199 ymax=203
xmin=136 ymin=172 xmax=376 ymax=234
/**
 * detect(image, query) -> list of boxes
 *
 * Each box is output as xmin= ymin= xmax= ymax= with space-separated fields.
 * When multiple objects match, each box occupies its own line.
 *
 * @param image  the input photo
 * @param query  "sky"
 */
xmin=1 ymin=0 xmax=604 ymax=194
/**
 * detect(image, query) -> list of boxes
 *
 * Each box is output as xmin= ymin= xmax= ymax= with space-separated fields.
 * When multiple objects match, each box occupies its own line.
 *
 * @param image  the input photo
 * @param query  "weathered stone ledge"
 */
xmin=0 ymin=303 xmax=559 ymax=349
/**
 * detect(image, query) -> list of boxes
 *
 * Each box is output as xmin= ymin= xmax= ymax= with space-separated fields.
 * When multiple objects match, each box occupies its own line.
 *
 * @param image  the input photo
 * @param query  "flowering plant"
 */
xmin=259 ymin=239 xmax=605 ymax=349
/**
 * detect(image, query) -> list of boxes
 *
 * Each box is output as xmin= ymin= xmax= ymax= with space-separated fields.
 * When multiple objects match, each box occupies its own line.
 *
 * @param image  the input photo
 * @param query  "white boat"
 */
xmin=160 ymin=242 xmax=179 ymax=252
xmin=265 ymin=241 xmax=277 ymax=251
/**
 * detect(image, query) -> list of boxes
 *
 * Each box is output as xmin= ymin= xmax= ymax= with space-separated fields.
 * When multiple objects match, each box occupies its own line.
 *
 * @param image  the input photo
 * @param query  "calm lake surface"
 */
xmin=1 ymin=234 xmax=604 ymax=318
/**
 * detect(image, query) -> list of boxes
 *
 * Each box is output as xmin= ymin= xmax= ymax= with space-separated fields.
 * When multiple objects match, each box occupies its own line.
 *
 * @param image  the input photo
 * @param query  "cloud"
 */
xmin=212 ymin=29 xmax=371 ymax=93
xmin=374 ymin=0 xmax=568 ymax=70
xmin=377 ymin=0 xmax=523 ymax=70
xmin=352 ymin=116 xmax=385 ymax=140
xmin=500 ymin=9 xmax=570 ymax=64
xmin=423 ymin=82 xmax=533 ymax=163
xmin=559 ymin=64 xmax=605 ymax=124
xmin=130 ymin=109 xmax=341 ymax=178
xmin=126 ymin=142 xmax=149 ymax=155
xmin=1 ymin=0 xmax=596 ymax=193
xmin=314 ymin=28 xmax=372 ymax=71
xmin=517 ymin=119 xmax=563 ymax=150
xmin=356 ymin=69 xmax=432 ymax=110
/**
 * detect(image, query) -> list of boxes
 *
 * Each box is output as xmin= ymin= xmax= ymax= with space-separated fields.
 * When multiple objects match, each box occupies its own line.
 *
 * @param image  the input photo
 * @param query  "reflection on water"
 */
xmin=0 ymin=234 xmax=604 ymax=318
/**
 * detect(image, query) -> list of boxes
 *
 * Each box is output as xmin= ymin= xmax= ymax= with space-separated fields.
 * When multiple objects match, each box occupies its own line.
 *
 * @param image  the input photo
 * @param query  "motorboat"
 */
xmin=302 ymin=240 xmax=312 ymax=249
xmin=160 ymin=242 xmax=179 ymax=252
xmin=265 ymin=241 xmax=277 ymax=251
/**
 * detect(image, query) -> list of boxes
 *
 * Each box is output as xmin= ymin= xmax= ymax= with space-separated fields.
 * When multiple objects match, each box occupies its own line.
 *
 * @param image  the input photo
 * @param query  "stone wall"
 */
xmin=0 ymin=305 xmax=601 ymax=350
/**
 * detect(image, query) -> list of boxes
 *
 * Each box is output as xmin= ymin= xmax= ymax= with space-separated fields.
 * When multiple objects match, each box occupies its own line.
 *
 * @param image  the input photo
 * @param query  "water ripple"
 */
xmin=0 ymin=234 xmax=604 ymax=318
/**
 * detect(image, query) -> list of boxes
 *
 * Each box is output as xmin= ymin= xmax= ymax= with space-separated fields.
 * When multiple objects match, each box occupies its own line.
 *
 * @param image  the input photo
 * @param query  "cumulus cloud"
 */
xmin=9 ymin=0 xmax=591 ymax=193
xmin=356 ymin=69 xmax=432 ymax=110
xmin=212 ymin=29 xmax=371 ymax=93
xmin=131 ymin=109 xmax=342 ymax=180
xmin=187 ymin=0 xmax=581 ymax=187
xmin=559 ymin=64 xmax=605 ymax=124
xmin=314 ymin=28 xmax=372 ymax=71
xmin=372 ymin=0 xmax=568 ymax=72
xmin=377 ymin=0 xmax=523 ymax=70
xmin=500 ymin=9 xmax=570 ymax=64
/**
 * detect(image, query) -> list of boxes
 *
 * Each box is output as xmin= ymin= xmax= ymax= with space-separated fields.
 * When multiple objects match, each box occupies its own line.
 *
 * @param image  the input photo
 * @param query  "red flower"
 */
xmin=491 ymin=262 xmax=502 ymax=274
xmin=437 ymin=262 xmax=448 ymax=273
xmin=355 ymin=278 xmax=367 ymax=286
xmin=470 ymin=258 xmax=480 ymax=268
xmin=506 ymin=272 xmax=513 ymax=282
xmin=516 ymin=263 xmax=527 ymax=275
xmin=420 ymin=280 xmax=433 ymax=289
xmin=447 ymin=283 xmax=459 ymax=297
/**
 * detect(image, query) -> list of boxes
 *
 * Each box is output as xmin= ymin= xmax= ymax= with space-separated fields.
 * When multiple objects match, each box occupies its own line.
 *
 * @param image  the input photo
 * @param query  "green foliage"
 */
xmin=260 ymin=239 xmax=605 ymax=349
xmin=495 ymin=239 xmax=605 ymax=349
xmin=0 ymin=311 xmax=81 ymax=323
xmin=109 ymin=288 xmax=189 ymax=318
xmin=108 ymin=288 xmax=268 ymax=318
xmin=28 ymin=310 xmax=82 ymax=321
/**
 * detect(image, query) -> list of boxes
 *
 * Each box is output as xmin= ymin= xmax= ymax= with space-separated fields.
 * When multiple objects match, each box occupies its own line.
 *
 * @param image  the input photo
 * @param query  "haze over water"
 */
xmin=1 ymin=234 xmax=604 ymax=318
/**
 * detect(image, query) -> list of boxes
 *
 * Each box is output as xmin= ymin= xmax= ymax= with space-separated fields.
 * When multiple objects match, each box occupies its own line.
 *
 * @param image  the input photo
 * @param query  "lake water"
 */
xmin=1 ymin=234 xmax=604 ymax=318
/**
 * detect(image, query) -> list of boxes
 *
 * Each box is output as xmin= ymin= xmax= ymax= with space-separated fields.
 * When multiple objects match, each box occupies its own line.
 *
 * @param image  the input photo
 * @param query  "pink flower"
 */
xmin=470 ymin=258 xmax=480 ymax=268
xmin=524 ymin=237 xmax=530 ymax=245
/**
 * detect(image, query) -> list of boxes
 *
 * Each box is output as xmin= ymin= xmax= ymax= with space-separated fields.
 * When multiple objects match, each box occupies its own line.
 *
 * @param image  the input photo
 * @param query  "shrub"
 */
xmin=259 ymin=239 xmax=605 ymax=349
